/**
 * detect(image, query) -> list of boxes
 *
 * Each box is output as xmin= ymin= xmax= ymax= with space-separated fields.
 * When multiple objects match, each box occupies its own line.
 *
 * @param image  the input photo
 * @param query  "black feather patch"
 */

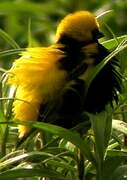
xmin=83 ymin=43 xmax=122 ymax=113
xmin=58 ymin=36 xmax=122 ymax=113
xmin=39 ymin=36 xmax=122 ymax=128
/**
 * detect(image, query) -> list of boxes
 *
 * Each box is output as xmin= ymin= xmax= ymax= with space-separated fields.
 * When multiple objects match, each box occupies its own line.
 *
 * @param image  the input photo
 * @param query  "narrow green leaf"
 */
xmin=96 ymin=10 xmax=113 ymax=19
xmin=90 ymin=108 xmax=112 ymax=180
xmin=0 ymin=75 xmax=9 ymax=157
xmin=0 ymin=29 xmax=20 ymax=49
xmin=0 ymin=111 xmax=5 ymax=138
xmin=102 ymin=35 xmax=127 ymax=49
xmin=90 ymin=109 xmax=112 ymax=161
xmin=0 ymin=68 xmax=6 ymax=73
xmin=0 ymin=150 xmax=24 ymax=163
xmin=110 ymin=165 xmax=127 ymax=180
xmin=102 ymin=22 xmax=119 ymax=48
xmin=0 ymin=151 xmax=72 ymax=170
xmin=0 ymin=168 xmax=66 ymax=180
xmin=14 ymin=120 xmax=96 ymax=165
xmin=28 ymin=18 xmax=32 ymax=47
xmin=46 ymin=159 xmax=75 ymax=172
xmin=103 ymin=108 xmax=113 ymax=152
xmin=0 ymin=49 xmax=23 ymax=58
xmin=107 ymin=149 xmax=127 ymax=157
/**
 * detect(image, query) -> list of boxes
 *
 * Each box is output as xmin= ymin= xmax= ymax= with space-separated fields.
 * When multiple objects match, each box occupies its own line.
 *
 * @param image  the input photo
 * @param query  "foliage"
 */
xmin=0 ymin=0 xmax=127 ymax=180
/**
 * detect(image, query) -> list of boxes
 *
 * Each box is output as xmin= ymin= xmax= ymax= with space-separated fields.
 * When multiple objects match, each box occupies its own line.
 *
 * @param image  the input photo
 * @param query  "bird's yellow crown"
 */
xmin=56 ymin=11 xmax=99 ymax=42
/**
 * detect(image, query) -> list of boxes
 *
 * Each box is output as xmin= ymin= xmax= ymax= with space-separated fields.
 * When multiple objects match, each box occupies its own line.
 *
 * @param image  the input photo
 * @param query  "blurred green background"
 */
xmin=0 ymin=0 xmax=127 ymax=69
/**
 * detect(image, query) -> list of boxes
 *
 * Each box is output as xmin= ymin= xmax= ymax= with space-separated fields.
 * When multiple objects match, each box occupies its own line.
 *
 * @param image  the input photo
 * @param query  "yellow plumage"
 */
xmin=56 ymin=11 xmax=99 ymax=42
xmin=8 ymin=45 xmax=67 ymax=138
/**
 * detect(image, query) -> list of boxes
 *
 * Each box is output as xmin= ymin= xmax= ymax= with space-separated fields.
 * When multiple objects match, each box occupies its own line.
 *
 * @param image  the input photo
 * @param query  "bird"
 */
xmin=7 ymin=11 xmax=122 ymax=139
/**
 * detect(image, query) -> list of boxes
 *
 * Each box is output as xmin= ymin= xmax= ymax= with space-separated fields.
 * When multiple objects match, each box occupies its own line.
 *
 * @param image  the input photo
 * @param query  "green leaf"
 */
xmin=96 ymin=10 xmax=113 ymax=19
xmin=0 ymin=49 xmax=23 ymax=58
xmin=110 ymin=165 xmax=127 ymax=180
xmin=102 ymin=35 xmax=127 ymax=49
xmin=0 ymin=29 xmax=20 ymax=49
xmin=0 ymin=168 xmax=66 ymax=180
xmin=0 ymin=68 xmax=6 ymax=73
xmin=0 ymin=151 xmax=75 ymax=171
xmin=45 ymin=159 xmax=75 ymax=172
xmin=89 ymin=108 xmax=112 ymax=179
xmin=13 ymin=120 xmax=96 ymax=165
xmin=112 ymin=120 xmax=127 ymax=135
xmin=90 ymin=109 xmax=112 ymax=161
xmin=102 ymin=157 xmax=124 ymax=180
xmin=28 ymin=18 xmax=32 ymax=47
xmin=107 ymin=149 xmax=127 ymax=158
xmin=0 ymin=111 xmax=5 ymax=138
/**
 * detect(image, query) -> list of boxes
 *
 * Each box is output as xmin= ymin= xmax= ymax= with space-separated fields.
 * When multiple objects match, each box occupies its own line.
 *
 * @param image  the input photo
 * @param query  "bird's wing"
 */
xmin=7 ymin=46 xmax=67 ymax=138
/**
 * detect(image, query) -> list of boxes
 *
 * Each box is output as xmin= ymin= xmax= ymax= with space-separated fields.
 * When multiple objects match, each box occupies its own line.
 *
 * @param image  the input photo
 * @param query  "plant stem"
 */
xmin=78 ymin=149 xmax=85 ymax=180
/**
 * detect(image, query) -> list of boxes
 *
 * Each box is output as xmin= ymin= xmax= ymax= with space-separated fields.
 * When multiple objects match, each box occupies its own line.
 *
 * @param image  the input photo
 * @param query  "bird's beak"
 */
xmin=92 ymin=29 xmax=104 ymax=40
xmin=97 ymin=31 xmax=104 ymax=39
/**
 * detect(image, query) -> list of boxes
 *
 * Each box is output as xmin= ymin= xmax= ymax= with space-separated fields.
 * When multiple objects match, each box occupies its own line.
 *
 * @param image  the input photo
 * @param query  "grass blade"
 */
xmin=0 ymin=29 xmax=20 ymax=49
